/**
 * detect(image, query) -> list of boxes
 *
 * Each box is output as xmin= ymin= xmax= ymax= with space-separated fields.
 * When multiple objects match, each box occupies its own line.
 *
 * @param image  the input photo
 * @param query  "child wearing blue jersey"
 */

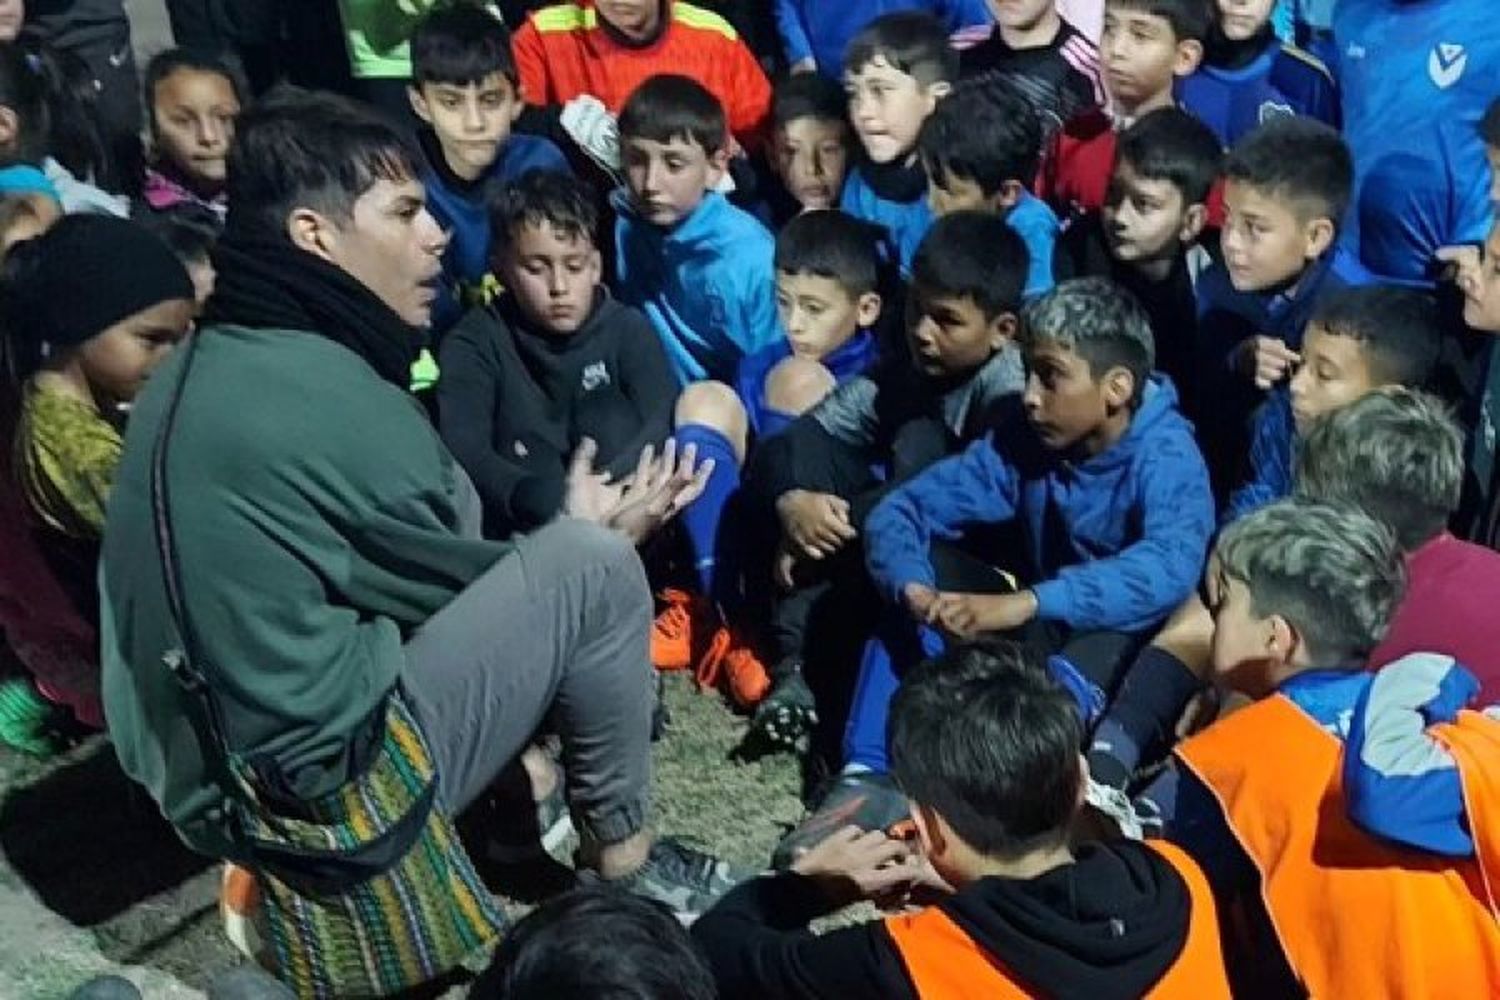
xmin=407 ymin=5 xmax=570 ymax=333
xmin=839 ymin=12 xmax=957 ymax=275
xmin=1178 ymin=0 xmax=1338 ymax=148
xmin=918 ymin=78 xmax=1059 ymax=299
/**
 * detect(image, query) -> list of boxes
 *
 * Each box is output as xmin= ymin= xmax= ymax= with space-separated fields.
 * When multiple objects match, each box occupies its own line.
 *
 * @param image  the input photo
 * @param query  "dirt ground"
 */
xmin=0 ymin=674 xmax=807 ymax=999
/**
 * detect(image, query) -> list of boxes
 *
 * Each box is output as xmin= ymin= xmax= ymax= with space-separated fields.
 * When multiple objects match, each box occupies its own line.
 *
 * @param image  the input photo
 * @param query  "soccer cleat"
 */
xmin=772 ymin=771 xmax=910 ymax=869
xmin=589 ymin=838 xmax=759 ymax=924
xmin=651 ymin=589 xmax=699 ymax=672
xmin=749 ymin=659 xmax=818 ymax=751
xmin=694 ymin=629 xmax=771 ymax=709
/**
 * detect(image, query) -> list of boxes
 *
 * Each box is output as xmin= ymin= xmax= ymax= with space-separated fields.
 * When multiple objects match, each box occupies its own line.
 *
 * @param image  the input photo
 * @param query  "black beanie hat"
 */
xmin=3 ymin=214 xmax=195 ymax=355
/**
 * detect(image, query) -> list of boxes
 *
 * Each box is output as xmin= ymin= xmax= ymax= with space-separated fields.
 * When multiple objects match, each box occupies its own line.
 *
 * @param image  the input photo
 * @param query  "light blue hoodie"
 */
xmin=613 ymin=189 xmax=780 ymax=385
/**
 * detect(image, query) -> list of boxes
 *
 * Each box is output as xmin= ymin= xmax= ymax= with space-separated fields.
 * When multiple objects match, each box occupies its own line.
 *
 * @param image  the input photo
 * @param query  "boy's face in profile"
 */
xmin=1216 ymin=0 xmax=1275 ymax=42
xmin=410 ymin=73 xmax=522 ymax=182
xmin=845 ymin=55 xmax=947 ymax=165
xmin=1220 ymin=179 xmax=1333 ymax=292
xmin=775 ymin=270 xmax=880 ymax=359
xmin=496 ymin=219 xmax=602 ymax=334
xmin=1204 ymin=562 xmax=1289 ymax=698
xmin=905 ymin=286 xmax=1010 ymax=378
xmin=621 ymin=133 xmax=727 ymax=227
xmin=774 ymin=115 xmax=850 ymax=211
xmin=1100 ymin=6 xmax=1200 ymax=110
xmin=923 ymin=162 xmax=1018 ymax=218
xmin=1022 ymin=338 xmax=1122 ymax=454
xmin=1102 ymin=160 xmax=1202 ymax=266
xmin=1288 ymin=324 xmax=1378 ymax=433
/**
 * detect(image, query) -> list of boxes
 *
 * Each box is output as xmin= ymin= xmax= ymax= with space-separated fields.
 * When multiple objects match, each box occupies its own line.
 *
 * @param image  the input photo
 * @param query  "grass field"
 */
xmin=0 ymin=673 xmax=808 ymax=998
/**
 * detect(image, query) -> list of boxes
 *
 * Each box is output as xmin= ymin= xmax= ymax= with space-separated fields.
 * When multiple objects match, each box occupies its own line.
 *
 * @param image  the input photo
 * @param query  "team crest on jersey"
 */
xmin=1258 ymin=101 xmax=1295 ymax=125
xmin=1428 ymin=43 xmax=1468 ymax=89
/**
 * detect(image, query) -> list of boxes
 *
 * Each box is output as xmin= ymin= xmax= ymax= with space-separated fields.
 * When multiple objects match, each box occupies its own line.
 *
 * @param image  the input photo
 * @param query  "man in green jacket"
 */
xmin=99 ymin=88 xmax=739 ymax=923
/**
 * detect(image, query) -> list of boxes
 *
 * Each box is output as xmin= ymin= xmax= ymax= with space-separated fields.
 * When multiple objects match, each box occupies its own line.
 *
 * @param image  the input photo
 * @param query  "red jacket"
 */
xmin=512 ymin=1 xmax=772 ymax=147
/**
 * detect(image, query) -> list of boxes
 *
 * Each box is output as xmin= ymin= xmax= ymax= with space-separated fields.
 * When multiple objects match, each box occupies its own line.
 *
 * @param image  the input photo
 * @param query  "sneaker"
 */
xmin=590 ymin=838 xmax=759 ymax=924
xmin=487 ymin=781 xmax=576 ymax=864
xmin=651 ymin=589 xmax=699 ymax=672
xmin=749 ymin=659 xmax=817 ymax=752
xmin=772 ymin=771 xmax=909 ymax=869
xmin=695 ymin=628 xmax=771 ymax=709
xmin=1083 ymin=777 xmax=1163 ymax=841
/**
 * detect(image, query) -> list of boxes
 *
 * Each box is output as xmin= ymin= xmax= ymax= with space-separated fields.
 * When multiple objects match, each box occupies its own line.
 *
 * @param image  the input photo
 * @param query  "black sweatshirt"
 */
xmin=436 ymin=291 xmax=676 ymax=538
xmin=693 ymin=841 xmax=1194 ymax=1000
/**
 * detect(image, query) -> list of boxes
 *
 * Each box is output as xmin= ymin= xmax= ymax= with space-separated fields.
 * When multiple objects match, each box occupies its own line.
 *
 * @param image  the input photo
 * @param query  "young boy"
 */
xmin=957 ymin=0 xmax=1105 ymax=137
xmin=918 ymin=78 xmax=1059 ymax=298
xmin=780 ymin=277 xmax=1213 ymax=847
xmin=1144 ymin=499 xmax=1500 ymax=996
xmin=651 ymin=210 xmax=885 ymax=701
xmin=614 ymin=74 xmax=780 ymax=386
xmin=1053 ymin=107 xmax=1220 ymax=414
xmin=839 ymin=12 xmax=957 ymax=273
xmin=1297 ymin=388 xmax=1500 ymax=700
xmin=1454 ymin=217 xmax=1500 ymax=549
xmin=1177 ymin=0 xmax=1338 ymax=149
xmin=512 ymin=0 xmax=773 ymax=150
xmin=1224 ymin=284 xmax=1442 ymax=521
xmin=777 ymin=0 xmax=991 ymax=79
xmin=1195 ymin=115 xmax=1371 ymax=500
xmin=408 ymin=4 xmax=569 ymax=332
xmin=693 ymin=641 xmax=1233 ymax=998
xmin=764 ymin=72 xmax=852 ymax=224
xmin=436 ymin=170 xmax=677 ymax=540
xmin=1036 ymin=0 xmax=1209 ymax=224
xmin=743 ymin=212 xmax=1031 ymax=751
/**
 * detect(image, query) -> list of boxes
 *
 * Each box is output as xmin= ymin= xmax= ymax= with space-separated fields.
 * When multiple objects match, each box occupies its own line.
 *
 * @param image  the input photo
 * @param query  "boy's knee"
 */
xmin=675 ymin=380 xmax=748 ymax=456
xmin=763 ymin=355 xmax=837 ymax=418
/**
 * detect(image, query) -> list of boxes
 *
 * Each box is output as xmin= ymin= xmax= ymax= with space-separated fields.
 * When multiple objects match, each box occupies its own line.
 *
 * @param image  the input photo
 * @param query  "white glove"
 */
xmin=560 ymin=95 xmax=621 ymax=177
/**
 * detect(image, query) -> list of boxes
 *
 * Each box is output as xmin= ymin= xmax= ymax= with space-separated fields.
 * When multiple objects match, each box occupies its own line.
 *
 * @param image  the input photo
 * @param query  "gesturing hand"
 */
xmin=790 ymin=825 xmax=920 ymax=907
xmin=564 ymin=438 xmax=714 ymax=546
xmin=777 ymin=489 xmax=857 ymax=559
xmin=1234 ymin=335 xmax=1300 ymax=391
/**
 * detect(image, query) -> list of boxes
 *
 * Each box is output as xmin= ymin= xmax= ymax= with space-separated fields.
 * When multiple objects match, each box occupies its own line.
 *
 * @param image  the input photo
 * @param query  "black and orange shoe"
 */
xmin=771 ymin=771 xmax=909 ymax=869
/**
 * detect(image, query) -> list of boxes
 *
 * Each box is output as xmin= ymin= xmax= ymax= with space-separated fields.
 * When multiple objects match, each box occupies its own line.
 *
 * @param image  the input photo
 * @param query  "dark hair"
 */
xmin=919 ymin=80 xmax=1040 ymax=198
xmin=1309 ymin=285 xmax=1442 ymax=388
xmin=773 ymin=71 xmax=848 ymax=130
xmin=490 ymin=168 xmax=598 ymax=249
xmin=143 ymin=48 xmax=249 ymax=135
xmin=471 ymin=886 xmax=717 ymax=1000
xmin=1022 ymin=277 xmax=1155 ymax=406
xmin=1106 ymin=0 xmax=1213 ymax=43
xmin=411 ymin=3 xmax=517 ymax=87
xmin=1224 ymin=116 xmax=1353 ymax=224
xmin=1481 ymin=96 xmax=1500 ymax=148
xmin=224 ymin=87 xmax=422 ymax=236
xmin=774 ymin=210 xmax=881 ymax=296
xmin=1116 ymin=107 xmax=1222 ymax=205
xmin=889 ymin=641 xmax=1083 ymax=858
xmin=618 ymin=74 xmax=726 ymax=155
xmin=910 ymin=211 xmax=1028 ymax=319
xmin=843 ymin=11 xmax=958 ymax=86
xmin=0 ymin=41 xmax=120 ymax=189
xmin=137 ymin=202 xmax=222 ymax=266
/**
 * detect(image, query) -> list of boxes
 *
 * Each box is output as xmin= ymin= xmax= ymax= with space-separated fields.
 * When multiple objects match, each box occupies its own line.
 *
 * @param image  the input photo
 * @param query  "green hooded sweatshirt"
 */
xmin=100 ymin=324 xmax=509 ymax=858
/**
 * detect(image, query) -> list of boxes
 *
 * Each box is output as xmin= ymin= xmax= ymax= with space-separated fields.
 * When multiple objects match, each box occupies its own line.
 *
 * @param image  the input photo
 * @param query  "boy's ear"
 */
xmin=286 ymin=206 xmax=336 ymax=261
xmin=1302 ymin=216 xmax=1336 ymax=261
xmin=1178 ymin=203 xmax=1209 ymax=245
xmin=706 ymin=145 xmax=732 ymax=187
xmin=911 ymin=802 xmax=948 ymax=859
xmin=987 ymin=311 xmax=1019 ymax=351
xmin=1172 ymin=38 xmax=1206 ymax=78
xmin=407 ymin=85 xmax=434 ymax=125
xmin=856 ymin=290 xmax=883 ymax=328
xmin=923 ymin=79 xmax=953 ymax=110
xmin=1103 ymin=365 xmax=1136 ymax=409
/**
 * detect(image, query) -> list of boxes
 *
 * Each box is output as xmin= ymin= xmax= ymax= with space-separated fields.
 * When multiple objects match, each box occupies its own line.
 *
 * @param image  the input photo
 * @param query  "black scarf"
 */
xmin=202 ymin=229 xmax=421 ymax=389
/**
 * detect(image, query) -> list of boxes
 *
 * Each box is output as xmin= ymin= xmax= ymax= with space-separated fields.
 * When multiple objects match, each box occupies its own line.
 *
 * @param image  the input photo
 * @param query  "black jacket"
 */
xmin=437 ymin=291 xmax=676 ymax=538
xmin=693 ymin=842 xmax=1195 ymax=1000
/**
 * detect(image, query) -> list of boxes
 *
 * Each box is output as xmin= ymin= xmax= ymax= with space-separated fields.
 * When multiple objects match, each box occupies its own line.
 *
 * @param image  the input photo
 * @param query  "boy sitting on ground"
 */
xmin=776 ymin=277 xmax=1214 ymax=852
xmin=763 ymin=72 xmax=853 ymax=225
xmin=693 ymin=640 xmax=1232 ymax=999
xmin=1196 ymin=115 xmax=1371 ymax=501
xmin=1139 ymin=499 xmax=1500 ymax=996
xmin=652 ymin=210 xmax=886 ymax=704
xmin=1053 ymin=106 xmax=1220 ymax=418
xmin=839 ymin=12 xmax=957 ymax=273
xmin=918 ymin=77 xmax=1058 ymax=298
xmin=744 ymin=212 xmax=1031 ymax=752
xmin=1036 ymin=0 xmax=1208 ymax=224
xmin=408 ymin=4 xmax=570 ymax=332
xmin=1224 ymin=284 xmax=1442 ymax=521
xmin=1178 ymin=0 xmax=1337 ymax=148
xmin=437 ymin=170 xmax=678 ymax=541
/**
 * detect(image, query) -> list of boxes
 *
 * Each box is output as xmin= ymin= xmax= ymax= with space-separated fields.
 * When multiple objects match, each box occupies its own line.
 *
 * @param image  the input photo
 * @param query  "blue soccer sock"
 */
xmin=674 ymin=422 xmax=742 ymax=610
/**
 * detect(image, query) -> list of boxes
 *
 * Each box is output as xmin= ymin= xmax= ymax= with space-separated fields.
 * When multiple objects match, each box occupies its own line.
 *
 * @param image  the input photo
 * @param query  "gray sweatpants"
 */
xmin=400 ymin=519 xmax=654 ymax=844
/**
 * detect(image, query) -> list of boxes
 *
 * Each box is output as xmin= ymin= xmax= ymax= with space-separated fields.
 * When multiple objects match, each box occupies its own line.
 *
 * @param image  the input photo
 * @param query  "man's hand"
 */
xmin=928 ymin=590 xmax=1038 ymax=640
xmin=564 ymin=438 xmax=713 ymax=545
xmin=790 ymin=826 xmax=918 ymax=907
xmin=563 ymin=438 xmax=623 ymax=524
xmin=776 ymin=489 xmax=857 ymax=559
xmin=1233 ymin=335 xmax=1300 ymax=390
